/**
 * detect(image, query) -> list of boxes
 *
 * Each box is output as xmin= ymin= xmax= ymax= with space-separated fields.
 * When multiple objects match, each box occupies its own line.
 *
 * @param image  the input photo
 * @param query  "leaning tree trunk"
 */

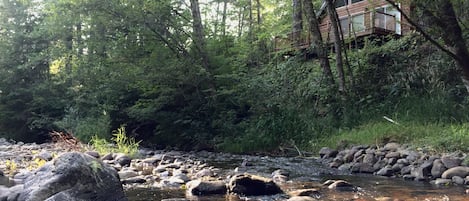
xmin=326 ymin=0 xmax=346 ymax=93
xmin=302 ymin=0 xmax=334 ymax=85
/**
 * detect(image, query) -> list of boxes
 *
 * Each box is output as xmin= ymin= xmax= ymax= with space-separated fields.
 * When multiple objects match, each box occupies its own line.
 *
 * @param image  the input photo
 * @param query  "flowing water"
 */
xmin=125 ymin=152 xmax=469 ymax=201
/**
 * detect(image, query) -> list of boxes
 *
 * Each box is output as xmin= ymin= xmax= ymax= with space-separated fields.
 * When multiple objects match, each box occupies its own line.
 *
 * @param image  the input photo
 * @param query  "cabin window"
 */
xmin=351 ymin=14 xmax=365 ymax=32
xmin=340 ymin=18 xmax=349 ymax=35
xmin=335 ymin=0 xmax=347 ymax=8
xmin=335 ymin=0 xmax=364 ymax=8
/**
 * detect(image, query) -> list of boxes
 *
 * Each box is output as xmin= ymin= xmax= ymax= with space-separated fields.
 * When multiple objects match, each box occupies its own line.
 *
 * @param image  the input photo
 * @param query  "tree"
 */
xmin=325 ymin=0 xmax=346 ymax=93
xmin=385 ymin=0 xmax=469 ymax=93
xmin=302 ymin=0 xmax=334 ymax=84
xmin=190 ymin=0 xmax=211 ymax=73
xmin=292 ymin=0 xmax=303 ymax=47
xmin=0 ymin=0 xmax=63 ymax=141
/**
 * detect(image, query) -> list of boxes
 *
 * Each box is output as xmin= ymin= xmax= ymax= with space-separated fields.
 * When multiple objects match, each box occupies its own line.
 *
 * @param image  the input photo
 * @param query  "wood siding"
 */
xmin=273 ymin=0 xmax=413 ymax=52
xmin=319 ymin=0 xmax=412 ymax=42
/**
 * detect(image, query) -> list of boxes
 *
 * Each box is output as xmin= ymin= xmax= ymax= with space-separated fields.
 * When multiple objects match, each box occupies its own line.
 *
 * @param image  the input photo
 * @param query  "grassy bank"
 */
xmin=315 ymin=121 xmax=469 ymax=154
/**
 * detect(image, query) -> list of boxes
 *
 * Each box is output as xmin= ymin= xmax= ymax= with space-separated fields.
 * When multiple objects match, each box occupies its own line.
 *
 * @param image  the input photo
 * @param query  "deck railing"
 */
xmin=274 ymin=10 xmax=397 ymax=52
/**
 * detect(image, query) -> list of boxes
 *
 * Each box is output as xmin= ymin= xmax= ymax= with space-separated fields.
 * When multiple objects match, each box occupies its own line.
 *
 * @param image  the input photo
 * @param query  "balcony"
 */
xmin=274 ymin=10 xmax=397 ymax=52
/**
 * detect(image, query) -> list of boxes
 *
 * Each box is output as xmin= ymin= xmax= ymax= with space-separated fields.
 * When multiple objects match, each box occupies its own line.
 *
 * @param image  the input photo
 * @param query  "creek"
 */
xmin=125 ymin=151 xmax=468 ymax=201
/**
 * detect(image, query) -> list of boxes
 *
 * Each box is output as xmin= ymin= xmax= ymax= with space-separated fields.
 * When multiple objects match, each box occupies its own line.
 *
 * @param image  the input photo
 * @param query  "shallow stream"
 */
xmin=125 ymin=151 xmax=468 ymax=201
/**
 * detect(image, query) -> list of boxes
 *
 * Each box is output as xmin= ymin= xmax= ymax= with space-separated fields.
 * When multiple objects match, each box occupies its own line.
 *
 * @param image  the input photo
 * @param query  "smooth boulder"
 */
xmin=441 ymin=166 xmax=469 ymax=179
xmin=228 ymin=173 xmax=282 ymax=196
xmin=186 ymin=180 xmax=227 ymax=195
xmin=17 ymin=152 xmax=127 ymax=201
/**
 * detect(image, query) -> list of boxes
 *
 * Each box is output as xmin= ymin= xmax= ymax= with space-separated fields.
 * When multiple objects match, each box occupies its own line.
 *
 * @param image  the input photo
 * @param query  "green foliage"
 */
xmin=90 ymin=126 xmax=140 ymax=157
xmin=0 ymin=0 xmax=468 ymax=155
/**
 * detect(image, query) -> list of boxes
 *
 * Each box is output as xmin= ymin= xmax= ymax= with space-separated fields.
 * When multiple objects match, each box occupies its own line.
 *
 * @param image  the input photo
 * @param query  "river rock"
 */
xmin=272 ymin=169 xmax=289 ymax=183
xmin=324 ymin=180 xmax=356 ymax=191
xmin=16 ymin=152 xmax=127 ymax=201
xmin=441 ymin=166 xmax=469 ymax=179
xmin=119 ymin=170 xmax=139 ymax=180
xmin=194 ymin=168 xmax=214 ymax=178
xmin=186 ymin=180 xmax=227 ymax=195
xmin=122 ymin=176 xmax=147 ymax=184
xmin=441 ymin=156 xmax=461 ymax=169
xmin=351 ymin=162 xmax=374 ymax=173
xmin=433 ymin=178 xmax=452 ymax=185
xmin=114 ymin=153 xmax=132 ymax=167
xmin=228 ymin=173 xmax=282 ymax=196
xmin=85 ymin=151 xmax=100 ymax=158
xmin=383 ymin=143 xmax=400 ymax=152
xmin=338 ymin=163 xmax=353 ymax=171
xmin=431 ymin=159 xmax=447 ymax=178
xmin=452 ymin=176 xmax=465 ymax=185
xmin=373 ymin=159 xmax=388 ymax=171
xmin=319 ymin=147 xmax=338 ymax=159
xmin=288 ymin=188 xmax=320 ymax=197
xmin=287 ymin=196 xmax=317 ymax=201
xmin=0 ymin=184 xmax=23 ymax=201
xmin=376 ymin=166 xmax=394 ymax=177
xmin=343 ymin=149 xmax=356 ymax=163
xmin=101 ymin=153 xmax=114 ymax=160
xmin=34 ymin=150 xmax=53 ymax=161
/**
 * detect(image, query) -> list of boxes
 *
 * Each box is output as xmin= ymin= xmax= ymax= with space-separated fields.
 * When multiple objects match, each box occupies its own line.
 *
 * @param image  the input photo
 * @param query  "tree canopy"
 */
xmin=0 ymin=0 xmax=468 ymax=152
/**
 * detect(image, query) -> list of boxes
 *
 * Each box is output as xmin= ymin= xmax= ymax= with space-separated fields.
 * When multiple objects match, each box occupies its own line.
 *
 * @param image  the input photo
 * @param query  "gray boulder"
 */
xmin=228 ymin=173 xmax=282 ymax=196
xmin=431 ymin=159 xmax=447 ymax=178
xmin=114 ymin=153 xmax=132 ymax=167
xmin=376 ymin=166 xmax=395 ymax=177
xmin=17 ymin=152 xmax=127 ymax=201
xmin=186 ymin=180 xmax=227 ymax=195
xmin=441 ymin=166 xmax=469 ymax=179
xmin=324 ymin=180 xmax=356 ymax=191
xmin=441 ymin=156 xmax=462 ymax=169
xmin=452 ymin=176 xmax=465 ymax=185
xmin=319 ymin=147 xmax=338 ymax=159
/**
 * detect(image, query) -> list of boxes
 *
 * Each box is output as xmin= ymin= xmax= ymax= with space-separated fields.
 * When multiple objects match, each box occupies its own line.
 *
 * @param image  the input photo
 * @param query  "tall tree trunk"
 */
xmin=248 ymin=0 xmax=253 ymax=40
xmin=190 ymin=0 xmax=210 ymax=72
xmin=256 ymin=0 xmax=261 ymax=25
xmin=222 ymin=0 xmax=228 ymax=36
xmin=302 ymin=0 xmax=334 ymax=84
xmin=326 ymin=0 xmax=346 ymax=93
xmin=292 ymin=0 xmax=303 ymax=47
xmin=76 ymin=22 xmax=83 ymax=57
xmin=238 ymin=6 xmax=245 ymax=37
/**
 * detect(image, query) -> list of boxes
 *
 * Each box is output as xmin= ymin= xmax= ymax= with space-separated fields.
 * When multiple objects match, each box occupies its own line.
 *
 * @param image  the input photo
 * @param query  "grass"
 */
xmin=312 ymin=120 xmax=469 ymax=154
xmin=90 ymin=125 xmax=141 ymax=157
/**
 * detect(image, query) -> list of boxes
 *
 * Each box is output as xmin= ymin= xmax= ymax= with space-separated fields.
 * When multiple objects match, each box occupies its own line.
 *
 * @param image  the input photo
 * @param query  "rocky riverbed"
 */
xmin=1 ymin=138 xmax=468 ymax=200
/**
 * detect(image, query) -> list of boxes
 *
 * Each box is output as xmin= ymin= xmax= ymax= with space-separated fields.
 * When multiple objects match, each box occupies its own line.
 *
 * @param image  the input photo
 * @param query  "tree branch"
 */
xmin=383 ymin=0 xmax=459 ymax=61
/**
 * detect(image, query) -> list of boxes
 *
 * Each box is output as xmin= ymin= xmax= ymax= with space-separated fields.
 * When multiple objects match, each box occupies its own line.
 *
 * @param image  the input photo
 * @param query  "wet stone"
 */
xmin=452 ymin=176 xmax=465 ymax=185
xmin=287 ymin=196 xmax=317 ymax=201
xmin=433 ymin=178 xmax=452 ymax=185
xmin=441 ymin=156 xmax=462 ymax=169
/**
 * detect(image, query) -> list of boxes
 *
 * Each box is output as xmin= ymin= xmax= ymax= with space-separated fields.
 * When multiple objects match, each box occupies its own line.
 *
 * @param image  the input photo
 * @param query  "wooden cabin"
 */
xmin=274 ymin=0 xmax=412 ymax=52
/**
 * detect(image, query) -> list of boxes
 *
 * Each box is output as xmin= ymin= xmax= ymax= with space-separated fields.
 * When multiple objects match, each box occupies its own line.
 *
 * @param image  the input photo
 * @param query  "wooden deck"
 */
xmin=274 ymin=10 xmax=397 ymax=52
